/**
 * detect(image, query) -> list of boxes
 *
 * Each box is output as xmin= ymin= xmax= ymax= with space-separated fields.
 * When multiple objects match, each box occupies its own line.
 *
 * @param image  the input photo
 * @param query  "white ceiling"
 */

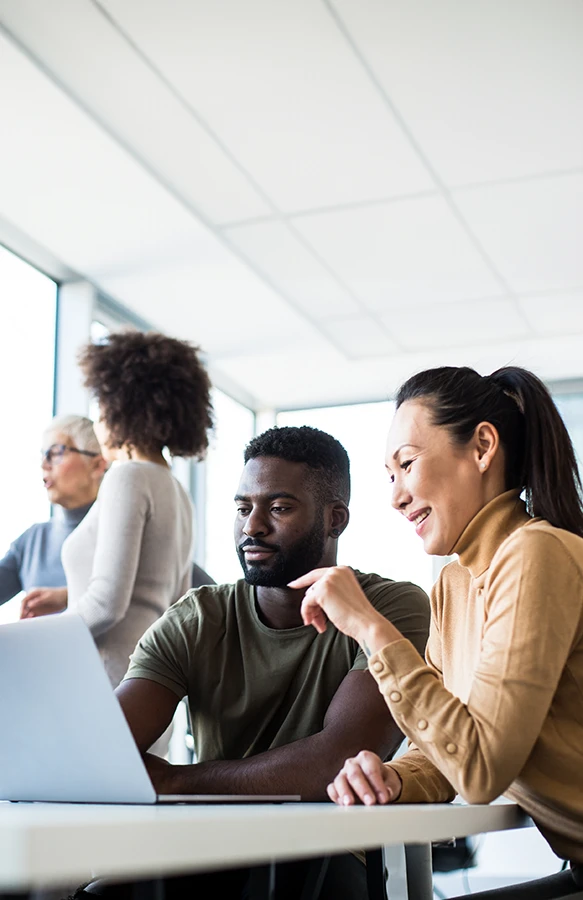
xmin=0 ymin=0 xmax=582 ymax=410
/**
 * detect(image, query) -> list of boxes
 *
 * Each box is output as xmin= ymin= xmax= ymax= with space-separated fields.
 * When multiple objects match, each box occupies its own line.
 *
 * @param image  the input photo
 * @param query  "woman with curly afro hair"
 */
xmin=25 ymin=330 xmax=213 ymax=691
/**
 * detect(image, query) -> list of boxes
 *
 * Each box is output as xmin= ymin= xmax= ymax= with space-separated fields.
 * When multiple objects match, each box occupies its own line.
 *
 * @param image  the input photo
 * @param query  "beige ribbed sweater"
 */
xmin=369 ymin=490 xmax=583 ymax=863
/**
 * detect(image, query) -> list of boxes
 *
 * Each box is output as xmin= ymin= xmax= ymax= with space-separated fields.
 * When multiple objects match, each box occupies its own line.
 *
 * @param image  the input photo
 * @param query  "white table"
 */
xmin=0 ymin=801 xmax=530 ymax=899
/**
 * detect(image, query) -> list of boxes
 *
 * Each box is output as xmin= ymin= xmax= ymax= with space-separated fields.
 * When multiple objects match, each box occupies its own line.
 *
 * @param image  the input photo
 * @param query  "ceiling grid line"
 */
xmin=220 ymin=187 xmax=440 ymax=231
xmin=90 ymin=0 xmax=405 ymax=353
xmin=0 ymin=15 xmax=363 ymax=364
xmin=323 ymin=0 xmax=536 ymax=338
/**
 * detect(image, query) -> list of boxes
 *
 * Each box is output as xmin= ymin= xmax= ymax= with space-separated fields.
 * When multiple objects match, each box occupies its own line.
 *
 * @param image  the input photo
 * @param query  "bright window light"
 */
xmin=0 ymin=246 xmax=57 ymax=623
xmin=204 ymin=389 xmax=255 ymax=584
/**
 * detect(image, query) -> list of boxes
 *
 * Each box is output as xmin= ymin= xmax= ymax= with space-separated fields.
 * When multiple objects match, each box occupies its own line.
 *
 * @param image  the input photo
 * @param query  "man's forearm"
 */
xmin=146 ymin=723 xmax=403 ymax=801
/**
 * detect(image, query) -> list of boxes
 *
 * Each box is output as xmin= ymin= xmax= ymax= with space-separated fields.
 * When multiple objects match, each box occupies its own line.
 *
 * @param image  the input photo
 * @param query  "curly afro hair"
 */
xmin=78 ymin=330 xmax=214 ymax=459
xmin=244 ymin=425 xmax=350 ymax=504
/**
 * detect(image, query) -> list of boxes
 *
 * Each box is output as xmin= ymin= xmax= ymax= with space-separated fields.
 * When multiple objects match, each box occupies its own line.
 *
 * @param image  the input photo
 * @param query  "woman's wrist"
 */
xmin=357 ymin=615 xmax=402 ymax=658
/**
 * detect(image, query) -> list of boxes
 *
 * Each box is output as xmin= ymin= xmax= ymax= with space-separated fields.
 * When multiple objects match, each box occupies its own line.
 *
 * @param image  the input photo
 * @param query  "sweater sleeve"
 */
xmin=0 ymin=539 xmax=24 ymax=604
xmin=74 ymin=465 xmax=150 ymax=638
xmin=384 ymin=602 xmax=456 ymax=803
xmin=369 ymin=528 xmax=583 ymax=804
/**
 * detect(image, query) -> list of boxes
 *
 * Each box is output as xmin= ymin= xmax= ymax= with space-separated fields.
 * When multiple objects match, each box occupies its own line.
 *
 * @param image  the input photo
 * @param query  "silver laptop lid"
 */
xmin=0 ymin=614 xmax=156 ymax=804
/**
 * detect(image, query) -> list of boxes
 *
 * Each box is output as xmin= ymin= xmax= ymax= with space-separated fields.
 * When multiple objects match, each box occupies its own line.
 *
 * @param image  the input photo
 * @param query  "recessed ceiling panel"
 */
xmin=322 ymin=315 xmax=400 ymax=358
xmin=518 ymin=290 xmax=583 ymax=337
xmin=0 ymin=0 xmax=271 ymax=224
xmin=214 ymin=332 xmax=583 ymax=409
xmin=294 ymin=195 xmax=504 ymax=310
xmin=384 ymin=297 xmax=529 ymax=351
xmin=99 ymin=0 xmax=435 ymax=212
xmin=454 ymin=174 xmax=583 ymax=294
xmin=332 ymin=0 xmax=583 ymax=186
xmin=224 ymin=221 xmax=360 ymax=319
xmin=99 ymin=255 xmax=310 ymax=358
xmin=0 ymin=33 xmax=234 ymax=276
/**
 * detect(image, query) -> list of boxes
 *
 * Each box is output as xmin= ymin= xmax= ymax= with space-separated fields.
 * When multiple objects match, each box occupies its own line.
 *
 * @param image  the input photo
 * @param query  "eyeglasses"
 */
xmin=41 ymin=444 xmax=100 ymax=466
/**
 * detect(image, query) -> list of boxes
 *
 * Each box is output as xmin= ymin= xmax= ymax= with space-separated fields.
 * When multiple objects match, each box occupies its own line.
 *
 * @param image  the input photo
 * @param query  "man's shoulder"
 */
xmin=354 ymin=569 xmax=429 ymax=608
xmin=167 ymin=579 xmax=250 ymax=623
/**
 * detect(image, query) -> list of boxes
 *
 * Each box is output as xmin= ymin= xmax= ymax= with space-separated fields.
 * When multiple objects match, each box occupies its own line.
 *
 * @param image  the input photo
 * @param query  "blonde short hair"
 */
xmin=44 ymin=415 xmax=101 ymax=455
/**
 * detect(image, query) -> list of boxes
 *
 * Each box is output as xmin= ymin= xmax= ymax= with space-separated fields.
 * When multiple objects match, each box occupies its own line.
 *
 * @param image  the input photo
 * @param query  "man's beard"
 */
xmin=237 ymin=514 xmax=326 ymax=587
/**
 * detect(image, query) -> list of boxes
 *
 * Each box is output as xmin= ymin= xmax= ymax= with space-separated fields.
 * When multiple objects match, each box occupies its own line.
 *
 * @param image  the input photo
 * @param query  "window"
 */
xmin=277 ymin=402 xmax=433 ymax=595
xmin=0 ymin=246 xmax=57 ymax=623
xmin=204 ymin=389 xmax=255 ymax=584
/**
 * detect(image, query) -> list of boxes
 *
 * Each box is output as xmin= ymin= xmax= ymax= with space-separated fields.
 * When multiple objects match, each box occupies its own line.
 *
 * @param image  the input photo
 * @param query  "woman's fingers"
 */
xmin=288 ymin=568 xmax=329 ymax=589
xmin=357 ymin=751 xmax=393 ymax=803
xmin=300 ymin=591 xmax=328 ymax=633
xmin=330 ymin=770 xmax=357 ymax=806
xmin=329 ymin=752 xmax=400 ymax=806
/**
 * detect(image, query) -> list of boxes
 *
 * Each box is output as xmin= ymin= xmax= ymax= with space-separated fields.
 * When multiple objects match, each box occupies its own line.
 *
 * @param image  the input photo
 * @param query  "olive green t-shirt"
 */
xmin=125 ymin=570 xmax=430 ymax=762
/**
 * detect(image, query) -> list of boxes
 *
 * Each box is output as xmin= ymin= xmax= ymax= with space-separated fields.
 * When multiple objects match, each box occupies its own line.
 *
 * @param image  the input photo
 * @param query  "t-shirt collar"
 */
xmin=452 ymin=488 xmax=530 ymax=578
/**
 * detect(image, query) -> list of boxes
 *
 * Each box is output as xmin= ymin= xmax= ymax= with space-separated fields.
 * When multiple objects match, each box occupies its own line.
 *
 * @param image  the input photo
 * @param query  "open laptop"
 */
xmin=0 ymin=614 xmax=300 ymax=804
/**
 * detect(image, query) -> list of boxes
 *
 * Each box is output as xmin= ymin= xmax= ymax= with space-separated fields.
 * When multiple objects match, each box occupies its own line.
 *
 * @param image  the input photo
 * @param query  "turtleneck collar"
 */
xmin=452 ymin=488 xmax=531 ymax=578
xmin=53 ymin=500 xmax=95 ymax=530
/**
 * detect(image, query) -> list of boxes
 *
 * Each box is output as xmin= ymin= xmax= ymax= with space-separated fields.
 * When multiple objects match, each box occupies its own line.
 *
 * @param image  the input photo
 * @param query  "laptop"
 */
xmin=0 ymin=614 xmax=300 ymax=805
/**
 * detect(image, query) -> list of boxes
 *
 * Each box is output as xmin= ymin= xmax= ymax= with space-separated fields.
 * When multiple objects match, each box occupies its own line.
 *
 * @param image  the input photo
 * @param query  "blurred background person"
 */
xmin=1 ymin=414 xmax=105 ymax=613
xmin=22 ymin=330 xmax=214 ymax=689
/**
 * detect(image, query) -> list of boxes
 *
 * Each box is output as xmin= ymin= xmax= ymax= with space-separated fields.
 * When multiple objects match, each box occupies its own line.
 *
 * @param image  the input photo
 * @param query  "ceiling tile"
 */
xmin=99 ymin=256 xmax=310 ymax=358
xmin=0 ymin=0 xmax=271 ymax=224
xmin=383 ymin=298 xmax=529 ymax=351
xmin=323 ymin=316 xmax=400 ymax=358
xmin=0 ymin=33 xmax=213 ymax=275
xmin=293 ymin=195 xmax=503 ymax=310
xmin=332 ymin=0 xmax=583 ymax=185
xmin=454 ymin=174 xmax=583 ymax=293
xmin=99 ymin=0 xmax=434 ymax=211
xmin=518 ymin=290 xmax=583 ymax=336
xmin=224 ymin=221 xmax=360 ymax=319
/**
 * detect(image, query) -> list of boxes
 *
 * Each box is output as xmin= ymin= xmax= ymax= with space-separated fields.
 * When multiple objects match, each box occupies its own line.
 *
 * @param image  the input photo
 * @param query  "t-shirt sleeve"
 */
xmin=123 ymin=593 xmax=195 ymax=699
xmin=0 ymin=537 xmax=24 ymax=605
xmin=351 ymin=578 xmax=431 ymax=671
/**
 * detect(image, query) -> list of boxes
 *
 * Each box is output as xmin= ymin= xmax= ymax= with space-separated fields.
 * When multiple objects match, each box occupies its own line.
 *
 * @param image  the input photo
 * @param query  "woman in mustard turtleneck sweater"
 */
xmin=293 ymin=365 xmax=583 ymax=893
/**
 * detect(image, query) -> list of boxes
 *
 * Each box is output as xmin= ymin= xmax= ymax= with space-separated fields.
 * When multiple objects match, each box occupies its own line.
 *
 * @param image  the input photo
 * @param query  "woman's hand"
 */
xmin=328 ymin=751 xmax=402 ymax=806
xmin=290 ymin=565 xmax=400 ymax=653
xmin=20 ymin=587 xmax=68 ymax=619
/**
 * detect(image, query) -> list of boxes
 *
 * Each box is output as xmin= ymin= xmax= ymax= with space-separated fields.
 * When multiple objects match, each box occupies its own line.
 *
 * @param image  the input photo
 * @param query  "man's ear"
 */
xmin=329 ymin=502 xmax=349 ymax=538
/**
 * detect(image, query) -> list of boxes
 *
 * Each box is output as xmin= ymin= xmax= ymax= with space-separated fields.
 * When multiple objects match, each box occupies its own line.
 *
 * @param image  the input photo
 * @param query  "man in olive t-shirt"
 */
xmin=113 ymin=426 xmax=430 ymax=900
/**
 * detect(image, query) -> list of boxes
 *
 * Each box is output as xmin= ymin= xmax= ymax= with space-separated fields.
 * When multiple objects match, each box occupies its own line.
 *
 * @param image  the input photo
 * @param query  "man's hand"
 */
xmin=143 ymin=752 xmax=180 ymax=793
xmin=327 ymin=751 xmax=402 ymax=806
xmin=20 ymin=587 xmax=68 ymax=619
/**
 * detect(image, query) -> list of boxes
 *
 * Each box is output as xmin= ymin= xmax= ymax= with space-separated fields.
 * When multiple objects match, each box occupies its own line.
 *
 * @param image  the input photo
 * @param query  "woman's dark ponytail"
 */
xmin=396 ymin=365 xmax=583 ymax=537
xmin=489 ymin=367 xmax=583 ymax=536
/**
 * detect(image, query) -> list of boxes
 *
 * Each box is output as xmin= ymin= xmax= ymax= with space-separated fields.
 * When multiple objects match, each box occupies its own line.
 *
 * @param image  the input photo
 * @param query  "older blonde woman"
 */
xmin=0 ymin=415 xmax=105 ymax=613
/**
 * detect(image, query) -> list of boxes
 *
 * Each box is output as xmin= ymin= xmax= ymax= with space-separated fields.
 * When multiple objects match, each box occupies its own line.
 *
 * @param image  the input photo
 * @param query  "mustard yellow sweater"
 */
xmin=370 ymin=490 xmax=583 ymax=863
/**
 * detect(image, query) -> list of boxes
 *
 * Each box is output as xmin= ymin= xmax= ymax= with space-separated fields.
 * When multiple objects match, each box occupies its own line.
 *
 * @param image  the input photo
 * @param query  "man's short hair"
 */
xmin=244 ymin=426 xmax=350 ymax=505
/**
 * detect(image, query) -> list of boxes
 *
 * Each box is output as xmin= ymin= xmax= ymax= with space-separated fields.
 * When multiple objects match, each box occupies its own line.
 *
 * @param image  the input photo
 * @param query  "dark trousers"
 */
xmin=75 ymin=853 xmax=367 ymax=900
